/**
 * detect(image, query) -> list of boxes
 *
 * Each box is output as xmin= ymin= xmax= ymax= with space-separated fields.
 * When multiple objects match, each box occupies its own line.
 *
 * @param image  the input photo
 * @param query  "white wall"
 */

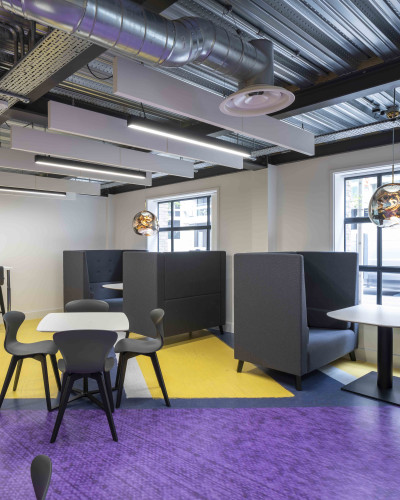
xmin=112 ymin=168 xmax=269 ymax=331
xmin=269 ymin=143 xmax=400 ymax=366
xmin=0 ymin=192 xmax=109 ymax=319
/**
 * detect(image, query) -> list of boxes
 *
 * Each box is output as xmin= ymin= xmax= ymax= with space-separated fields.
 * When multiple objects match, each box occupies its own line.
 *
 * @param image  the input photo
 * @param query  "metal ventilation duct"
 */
xmin=0 ymin=0 xmax=294 ymax=116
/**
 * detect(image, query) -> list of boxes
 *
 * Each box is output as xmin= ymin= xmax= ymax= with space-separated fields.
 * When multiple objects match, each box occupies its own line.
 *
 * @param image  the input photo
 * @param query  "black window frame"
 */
xmin=344 ymin=170 xmax=400 ymax=304
xmin=157 ymin=195 xmax=211 ymax=252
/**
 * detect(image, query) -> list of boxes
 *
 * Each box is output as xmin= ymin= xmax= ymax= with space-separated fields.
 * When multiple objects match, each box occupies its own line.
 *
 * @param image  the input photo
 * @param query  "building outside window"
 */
xmin=344 ymin=170 xmax=400 ymax=305
xmin=157 ymin=195 xmax=211 ymax=252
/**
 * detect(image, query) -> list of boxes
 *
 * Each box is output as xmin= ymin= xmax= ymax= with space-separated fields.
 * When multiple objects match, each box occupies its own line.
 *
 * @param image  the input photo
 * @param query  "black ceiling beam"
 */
xmin=102 ymin=165 xmax=249 ymax=196
xmin=136 ymin=0 xmax=178 ymax=14
xmin=270 ymin=128 xmax=400 ymax=165
xmin=272 ymin=57 xmax=400 ymax=120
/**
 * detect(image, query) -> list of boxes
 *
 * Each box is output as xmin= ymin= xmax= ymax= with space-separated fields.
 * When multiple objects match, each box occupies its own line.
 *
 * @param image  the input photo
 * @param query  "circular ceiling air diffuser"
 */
xmin=219 ymin=84 xmax=295 ymax=117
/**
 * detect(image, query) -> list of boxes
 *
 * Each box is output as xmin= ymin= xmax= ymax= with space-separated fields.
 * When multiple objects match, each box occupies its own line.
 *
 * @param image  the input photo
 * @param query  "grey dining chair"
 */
xmin=0 ymin=266 xmax=5 ymax=316
xmin=0 ymin=311 xmax=61 ymax=411
xmin=65 ymin=299 xmax=109 ymax=313
xmin=31 ymin=455 xmax=52 ymax=500
xmin=115 ymin=308 xmax=170 ymax=408
xmin=65 ymin=298 xmax=113 ymax=398
xmin=51 ymin=329 xmax=118 ymax=443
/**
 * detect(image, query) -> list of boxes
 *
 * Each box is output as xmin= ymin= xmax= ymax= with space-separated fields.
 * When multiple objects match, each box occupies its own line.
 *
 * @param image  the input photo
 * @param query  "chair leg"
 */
xmin=150 ymin=353 xmax=170 ymax=407
xmin=104 ymin=371 xmax=114 ymax=413
xmin=50 ymin=375 xmax=74 ymax=443
xmin=40 ymin=356 xmax=52 ymax=412
xmin=0 ymin=287 xmax=5 ymax=316
xmin=13 ymin=359 xmax=23 ymax=391
xmin=0 ymin=356 xmax=18 ymax=408
xmin=83 ymin=376 xmax=88 ymax=393
xmin=219 ymin=325 xmax=224 ymax=335
xmin=95 ymin=373 xmax=118 ymax=442
xmin=295 ymin=375 xmax=302 ymax=391
xmin=125 ymin=330 xmax=130 ymax=339
xmin=237 ymin=360 xmax=244 ymax=373
xmin=116 ymin=354 xmax=128 ymax=409
xmin=49 ymin=354 xmax=61 ymax=391
xmin=349 ymin=350 xmax=356 ymax=362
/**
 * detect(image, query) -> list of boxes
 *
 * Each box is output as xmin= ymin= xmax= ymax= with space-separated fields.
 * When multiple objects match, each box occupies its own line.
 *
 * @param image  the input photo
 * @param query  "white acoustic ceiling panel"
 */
xmin=0 ymin=163 xmax=100 ymax=196
xmin=11 ymin=126 xmax=194 ymax=179
xmin=113 ymin=58 xmax=315 ymax=156
xmin=48 ymin=101 xmax=243 ymax=169
xmin=0 ymin=148 xmax=149 ymax=188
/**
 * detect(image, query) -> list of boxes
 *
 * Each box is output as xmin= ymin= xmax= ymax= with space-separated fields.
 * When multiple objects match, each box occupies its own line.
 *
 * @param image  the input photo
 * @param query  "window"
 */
xmin=157 ymin=196 xmax=211 ymax=252
xmin=344 ymin=171 xmax=400 ymax=305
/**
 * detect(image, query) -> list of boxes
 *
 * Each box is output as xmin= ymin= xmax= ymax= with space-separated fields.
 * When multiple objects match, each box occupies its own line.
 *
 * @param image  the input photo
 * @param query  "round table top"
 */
xmin=327 ymin=304 xmax=400 ymax=328
xmin=102 ymin=283 xmax=123 ymax=290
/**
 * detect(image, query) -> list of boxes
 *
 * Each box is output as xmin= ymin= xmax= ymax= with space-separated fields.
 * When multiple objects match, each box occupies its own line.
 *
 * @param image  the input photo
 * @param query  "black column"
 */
xmin=377 ymin=326 xmax=393 ymax=389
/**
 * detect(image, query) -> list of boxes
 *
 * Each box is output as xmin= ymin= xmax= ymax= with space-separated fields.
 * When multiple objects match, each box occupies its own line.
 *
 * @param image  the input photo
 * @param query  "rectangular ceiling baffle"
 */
xmin=47 ymin=102 xmax=243 ymax=169
xmin=113 ymin=58 xmax=315 ymax=156
xmin=11 ymin=127 xmax=195 ymax=178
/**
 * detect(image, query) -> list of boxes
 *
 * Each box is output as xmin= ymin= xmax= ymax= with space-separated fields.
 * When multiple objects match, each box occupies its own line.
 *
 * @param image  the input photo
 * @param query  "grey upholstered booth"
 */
xmin=234 ymin=252 xmax=359 ymax=390
xmin=63 ymin=250 xmax=127 ymax=312
xmin=123 ymin=251 xmax=226 ymax=338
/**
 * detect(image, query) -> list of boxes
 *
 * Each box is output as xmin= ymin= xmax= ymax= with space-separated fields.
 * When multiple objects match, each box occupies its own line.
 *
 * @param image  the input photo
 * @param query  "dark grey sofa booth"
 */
xmin=234 ymin=251 xmax=359 ymax=390
xmin=123 ymin=251 xmax=226 ymax=338
xmin=63 ymin=250 xmax=127 ymax=312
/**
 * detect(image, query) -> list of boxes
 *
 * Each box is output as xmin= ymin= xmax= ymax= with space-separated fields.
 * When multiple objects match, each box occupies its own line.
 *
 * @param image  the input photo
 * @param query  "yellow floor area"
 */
xmin=332 ymin=358 xmax=400 ymax=378
xmin=0 ymin=320 xmax=294 ymax=400
xmin=137 ymin=332 xmax=294 ymax=398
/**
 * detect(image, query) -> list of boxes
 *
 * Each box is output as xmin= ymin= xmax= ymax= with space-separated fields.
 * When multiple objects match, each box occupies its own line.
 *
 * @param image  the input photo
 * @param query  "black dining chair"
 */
xmin=0 ymin=311 xmax=61 ymax=411
xmin=0 ymin=266 xmax=5 ymax=316
xmin=31 ymin=455 xmax=52 ymax=500
xmin=115 ymin=308 xmax=170 ymax=408
xmin=51 ymin=329 xmax=118 ymax=443
xmin=65 ymin=299 xmax=109 ymax=313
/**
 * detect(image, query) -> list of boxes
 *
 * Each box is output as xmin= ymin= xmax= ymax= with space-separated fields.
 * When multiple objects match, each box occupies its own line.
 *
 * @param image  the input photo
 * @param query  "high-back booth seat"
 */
xmin=234 ymin=251 xmax=359 ymax=390
xmin=123 ymin=251 xmax=226 ymax=338
xmin=63 ymin=250 xmax=132 ymax=312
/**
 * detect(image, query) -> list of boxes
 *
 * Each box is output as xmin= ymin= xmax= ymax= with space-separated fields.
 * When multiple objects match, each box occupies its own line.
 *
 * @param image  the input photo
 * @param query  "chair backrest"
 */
xmin=53 ymin=330 xmax=117 ymax=374
xmin=0 ymin=266 xmax=4 ymax=286
xmin=150 ymin=308 xmax=165 ymax=346
xmin=65 ymin=299 xmax=109 ymax=313
xmin=3 ymin=311 xmax=25 ymax=354
xmin=31 ymin=455 xmax=52 ymax=500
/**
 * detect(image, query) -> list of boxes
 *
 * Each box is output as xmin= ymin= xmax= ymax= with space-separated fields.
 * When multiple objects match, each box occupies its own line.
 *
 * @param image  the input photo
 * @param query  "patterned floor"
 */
xmin=1 ymin=320 xmax=399 ymax=499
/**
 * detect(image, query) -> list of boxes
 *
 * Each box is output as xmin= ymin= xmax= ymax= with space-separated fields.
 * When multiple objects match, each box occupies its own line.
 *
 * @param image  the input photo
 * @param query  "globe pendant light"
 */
xmin=369 ymin=90 xmax=400 ymax=228
xmin=132 ymin=198 xmax=159 ymax=236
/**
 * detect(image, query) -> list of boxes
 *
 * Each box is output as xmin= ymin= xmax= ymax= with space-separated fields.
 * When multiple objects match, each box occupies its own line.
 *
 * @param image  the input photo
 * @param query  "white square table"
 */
xmin=37 ymin=312 xmax=129 ymax=409
xmin=327 ymin=304 xmax=400 ymax=405
xmin=37 ymin=312 xmax=129 ymax=332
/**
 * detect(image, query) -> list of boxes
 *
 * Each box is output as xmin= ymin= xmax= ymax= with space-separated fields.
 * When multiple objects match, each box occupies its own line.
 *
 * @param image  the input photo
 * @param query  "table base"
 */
xmin=341 ymin=371 xmax=400 ymax=406
xmin=52 ymin=388 xmax=106 ymax=411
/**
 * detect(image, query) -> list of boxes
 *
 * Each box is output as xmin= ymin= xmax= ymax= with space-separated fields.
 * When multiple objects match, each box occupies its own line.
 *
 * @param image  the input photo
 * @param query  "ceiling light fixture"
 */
xmin=369 ymin=89 xmax=400 ymax=228
xmin=0 ymin=186 xmax=66 ymax=197
xmin=127 ymin=117 xmax=251 ymax=158
xmin=35 ymin=156 xmax=147 ymax=181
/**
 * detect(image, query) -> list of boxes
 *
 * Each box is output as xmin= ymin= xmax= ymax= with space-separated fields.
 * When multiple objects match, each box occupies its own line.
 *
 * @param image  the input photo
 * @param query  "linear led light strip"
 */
xmin=127 ymin=122 xmax=251 ymax=158
xmin=35 ymin=156 xmax=146 ymax=180
xmin=0 ymin=186 xmax=66 ymax=197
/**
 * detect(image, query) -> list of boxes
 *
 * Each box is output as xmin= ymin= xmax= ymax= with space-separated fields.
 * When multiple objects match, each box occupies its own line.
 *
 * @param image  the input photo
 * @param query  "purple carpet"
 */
xmin=1 ymin=406 xmax=400 ymax=499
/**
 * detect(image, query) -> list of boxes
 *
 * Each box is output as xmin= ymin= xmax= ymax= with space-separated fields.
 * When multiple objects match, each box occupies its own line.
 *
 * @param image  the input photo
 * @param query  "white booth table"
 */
xmin=102 ymin=283 xmax=123 ymax=291
xmin=328 ymin=304 xmax=400 ymax=405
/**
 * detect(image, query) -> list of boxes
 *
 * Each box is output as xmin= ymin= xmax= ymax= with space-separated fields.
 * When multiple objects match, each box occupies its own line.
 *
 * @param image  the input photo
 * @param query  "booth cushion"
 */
xmin=89 ymin=282 xmax=122 ymax=300
xmin=104 ymin=298 xmax=124 ymax=312
xmin=307 ymin=328 xmax=356 ymax=371
xmin=298 ymin=252 xmax=358 ymax=330
xmin=86 ymin=250 xmax=123 ymax=283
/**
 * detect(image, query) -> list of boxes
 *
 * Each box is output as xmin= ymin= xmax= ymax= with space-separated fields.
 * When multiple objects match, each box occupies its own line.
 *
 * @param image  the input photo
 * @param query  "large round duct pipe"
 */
xmin=0 ymin=0 xmax=294 ymax=116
